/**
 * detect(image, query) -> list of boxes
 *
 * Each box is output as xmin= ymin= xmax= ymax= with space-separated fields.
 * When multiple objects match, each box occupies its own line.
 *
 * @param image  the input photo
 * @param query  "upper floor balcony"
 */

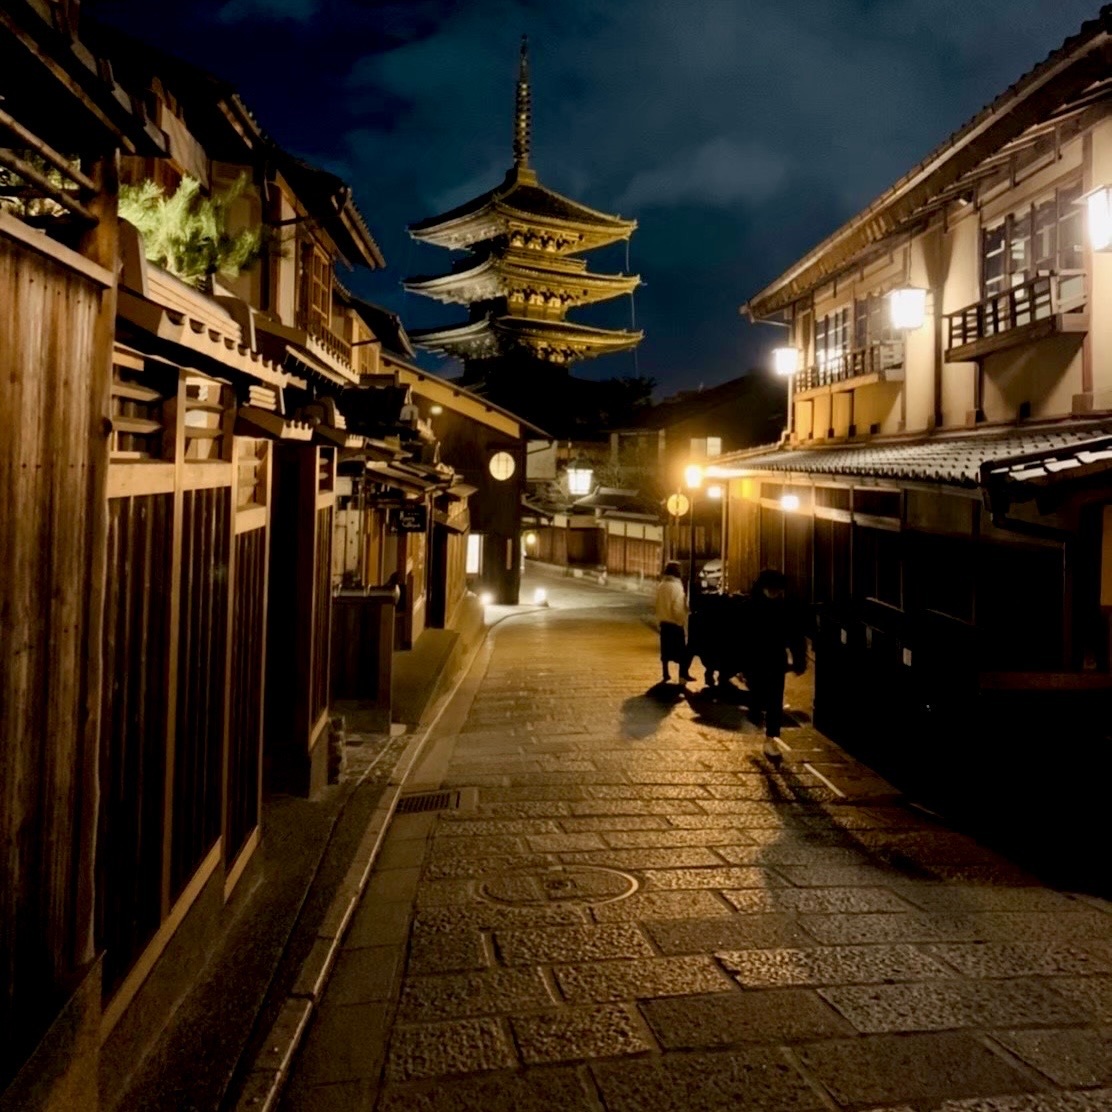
xmin=794 ymin=340 xmax=904 ymax=395
xmin=296 ymin=306 xmax=353 ymax=366
xmin=945 ymin=272 xmax=1087 ymax=363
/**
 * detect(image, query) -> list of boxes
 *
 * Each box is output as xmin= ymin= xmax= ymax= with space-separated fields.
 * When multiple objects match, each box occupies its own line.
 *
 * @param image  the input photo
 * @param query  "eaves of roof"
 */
xmin=744 ymin=5 xmax=1112 ymax=319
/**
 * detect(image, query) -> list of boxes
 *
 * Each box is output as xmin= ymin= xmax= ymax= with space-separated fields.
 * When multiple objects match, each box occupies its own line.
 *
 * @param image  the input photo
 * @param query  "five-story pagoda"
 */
xmin=405 ymin=38 xmax=642 ymax=429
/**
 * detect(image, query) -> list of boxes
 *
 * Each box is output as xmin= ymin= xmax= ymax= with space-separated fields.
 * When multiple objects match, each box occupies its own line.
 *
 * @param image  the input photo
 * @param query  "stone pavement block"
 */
xmin=669 ymin=812 xmax=783 ymax=829
xmin=601 ymin=827 xmax=752 ymax=848
xmin=641 ymin=987 xmax=852 ymax=1048
xmin=1041 ymin=976 xmax=1112 ymax=1022
xmin=414 ymin=904 xmax=588 ymax=934
xmin=723 ymin=885 xmax=913 ymax=914
xmin=290 ymin=1002 xmax=388 ymax=1086
xmin=794 ymin=1031 xmax=1032 ymax=1105
xmin=435 ymin=818 xmax=562 ymax=836
xmin=954 ymin=912 xmax=1112 ymax=944
xmin=477 ymin=801 xmax=572 ymax=818
xmin=345 ymin=898 xmax=412 ymax=950
xmin=407 ymin=927 xmax=488 ymax=975
xmin=510 ymin=1004 xmax=652 ymax=1064
xmin=389 ymin=813 xmax=439 ymax=841
xmin=421 ymin=853 xmax=555 ymax=882
xmin=645 ymin=913 xmax=811 ymax=954
xmin=414 ymin=879 xmax=478 ymax=907
xmin=558 ymin=847 xmax=721 ymax=870
xmin=375 ymin=1066 xmax=599 ymax=1112
xmin=375 ymin=837 xmax=429 ymax=871
xmin=494 ymin=923 xmax=654 ymax=966
xmin=622 ymin=770 xmax=745 ymax=785
xmin=384 ymin=1017 xmax=516 ymax=1081
xmin=991 ymin=1027 xmax=1112 ymax=1087
xmin=800 ymin=912 xmax=981 ymax=945
xmin=478 ymin=786 xmax=591 ymax=802
xmin=925 ymin=942 xmax=1112 ymax=979
xmin=895 ymin=885 xmax=1095 ymax=915
xmin=819 ymin=979 xmax=1086 ymax=1033
xmin=425 ymin=834 xmax=528 ymax=859
xmin=365 ymin=867 xmax=422 ymax=905
xmin=717 ymin=944 xmax=954 ymax=988
xmin=557 ymin=815 xmax=670 ymax=832
xmin=590 ymin=890 xmax=730 ymax=922
xmin=553 ymin=955 xmax=732 ymax=1003
xmin=397 ymin=967 xmax=553 ymax=1022
xmin=924 ymin=864 xmax=1042 ymax=886
xmin=325 ymin=945 xmax=401 ymax=1005
xmin=569 ymin=799 xmax=703 ymax=816
xmin=640 ymin=866 xmax=787 ymax=890
xmin=525 ymin=832 xmax=607 ymax=853
xmin=590 ymin=1047 xmax=829 ymax=1111
xmin=586 ymin=784 xmax=713 ymax=799
xmin=777 ymin=863 xmax=924 ymax=887
xmin=935 ymin=1093 xmax=1112 ymax=1111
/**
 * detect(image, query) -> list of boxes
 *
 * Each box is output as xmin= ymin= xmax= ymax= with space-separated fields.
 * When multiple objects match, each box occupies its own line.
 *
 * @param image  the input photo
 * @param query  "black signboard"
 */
xmin=397 ymin=505 xmax=428 ymax=532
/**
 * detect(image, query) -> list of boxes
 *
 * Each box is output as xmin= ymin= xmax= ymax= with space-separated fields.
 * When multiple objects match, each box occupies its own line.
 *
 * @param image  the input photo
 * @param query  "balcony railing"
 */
xmin=795 ymin=341 xmax=904 ymax=394
xmin=297 ymin=308 xmax=353 ymax=366
xmin=0 ymin=106 xmax=98 ymax=227
xmin=945 ymin=272 xmax=1086 ymax=360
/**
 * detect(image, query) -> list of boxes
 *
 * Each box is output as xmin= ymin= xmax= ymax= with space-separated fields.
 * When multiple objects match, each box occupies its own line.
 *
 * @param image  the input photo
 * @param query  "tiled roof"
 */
xmin=716 ymin=421 xmax=1112 ymax=487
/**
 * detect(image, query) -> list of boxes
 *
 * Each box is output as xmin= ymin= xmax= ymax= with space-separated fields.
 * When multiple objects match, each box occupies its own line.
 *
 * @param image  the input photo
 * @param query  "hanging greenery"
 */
xmin=119 ymin=174 xmax=263 ymax=288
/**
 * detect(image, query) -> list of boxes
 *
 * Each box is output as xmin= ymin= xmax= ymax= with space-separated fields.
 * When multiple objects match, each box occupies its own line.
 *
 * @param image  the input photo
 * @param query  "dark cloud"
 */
xmin=88 ymin=0 xmax=1100 ymax=394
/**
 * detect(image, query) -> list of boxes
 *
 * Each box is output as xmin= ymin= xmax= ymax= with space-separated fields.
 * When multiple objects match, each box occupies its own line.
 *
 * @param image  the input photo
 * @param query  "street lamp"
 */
xmin=685 ymin=464 xmax=703 ymax=603
xmin=1085 ymin=185 xmax=1112 ymax=251
xmin=888 ymin=287 xmax=928 ymax=331
xmin=771 ymin=346 xmax=801 ymax=443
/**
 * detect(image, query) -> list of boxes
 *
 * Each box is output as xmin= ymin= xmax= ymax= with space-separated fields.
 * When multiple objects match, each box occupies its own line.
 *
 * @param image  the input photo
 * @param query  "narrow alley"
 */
xmin=279 ymin=571 xmax=1112 ymax=1112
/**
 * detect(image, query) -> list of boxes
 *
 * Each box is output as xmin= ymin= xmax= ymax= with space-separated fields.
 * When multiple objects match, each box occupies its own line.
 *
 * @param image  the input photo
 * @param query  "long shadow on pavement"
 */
xmin=620 ymin=683 xmax=686 ymax=739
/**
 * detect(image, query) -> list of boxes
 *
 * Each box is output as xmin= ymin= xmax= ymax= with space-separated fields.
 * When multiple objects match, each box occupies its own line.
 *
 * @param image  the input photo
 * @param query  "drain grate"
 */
xmin=395 ymin=790 xmax=457 ymax=815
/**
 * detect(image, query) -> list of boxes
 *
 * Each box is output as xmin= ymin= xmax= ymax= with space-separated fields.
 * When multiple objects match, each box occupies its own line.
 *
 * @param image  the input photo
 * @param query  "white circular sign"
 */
xmin=489 ymin=451 xmax=516 ymax=481
xmin=666 ymin=493 xmax=690 ymax=517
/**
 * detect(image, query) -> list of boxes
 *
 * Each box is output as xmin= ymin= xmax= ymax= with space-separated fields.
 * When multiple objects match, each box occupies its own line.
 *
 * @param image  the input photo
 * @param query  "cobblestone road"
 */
xmin=282 ymin=571 xmax=1112 ymax=1112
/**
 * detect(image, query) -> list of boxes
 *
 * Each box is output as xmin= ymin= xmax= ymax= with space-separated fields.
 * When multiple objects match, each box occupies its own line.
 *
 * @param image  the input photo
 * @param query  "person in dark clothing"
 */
xmin=746 ymin=568 xmax=807 ymax=763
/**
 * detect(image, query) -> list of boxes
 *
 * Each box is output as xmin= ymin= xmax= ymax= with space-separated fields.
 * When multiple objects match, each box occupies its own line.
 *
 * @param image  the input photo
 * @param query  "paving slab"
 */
xmin=376 ymin=1067 xmax=599 ymax=1112
xmin=384 ymin=1017 xmax=516 ymax=1081
xmin=397 ymin=968 xmax=553 ymax=1023
xmin=644 ymin=912 xmax=812 ymax=954
xmin=510 ymin=1004 xmax=652 ymax=1063
xmin=553 ymin=955 xmax=733 ymax=1002
xmin=991 ymin=1027 xmax=1112 ymax=1087
xmin=717 ymin=944 xmax=954 ymax=987
xmin=494 ymin=923 xmax=655 ymax=965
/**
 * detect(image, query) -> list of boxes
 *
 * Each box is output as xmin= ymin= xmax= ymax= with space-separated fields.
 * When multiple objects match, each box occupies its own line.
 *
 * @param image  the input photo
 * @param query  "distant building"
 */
xmin=716 ymin=7 xmax=1112 ymax=774
xmin=404 ymin=38 xmax=642 ymax=433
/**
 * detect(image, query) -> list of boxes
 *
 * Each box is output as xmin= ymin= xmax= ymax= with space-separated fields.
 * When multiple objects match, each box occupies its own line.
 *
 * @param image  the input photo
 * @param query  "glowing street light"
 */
xmin=772 ymin=346 xmax=801 ymax=376
xmin=780 ymin=493 xmax=801 ymax=511
xmin=524 ymin=531 xmax=537 ymax=547
xmin=888 ymin=287 xmax=928 ymax=331
xmin=479 ymin=590 xmax=493 ymax=606
xmin=1086 ymin=186 xmax=1112 ymax=251
xmin=684 ymin=464 xmax=704 ymax=490
xmin=707 ymin=484 xmax=723 ymax=500
xmin=567 ymin=458 xmax=593 ymax=496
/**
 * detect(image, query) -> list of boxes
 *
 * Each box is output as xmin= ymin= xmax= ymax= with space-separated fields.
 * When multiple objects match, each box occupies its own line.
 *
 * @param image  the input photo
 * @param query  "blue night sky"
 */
xmin=89 ymin=0 xmax=1100 ymax=396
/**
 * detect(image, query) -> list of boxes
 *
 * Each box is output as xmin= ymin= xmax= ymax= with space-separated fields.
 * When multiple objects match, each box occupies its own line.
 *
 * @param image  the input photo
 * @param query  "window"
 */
xmin=689 ymin=437 xmax=722 ymax=459
xmin=853 ymin=293 xmax=898 ymax=350
xmin=299 ymin=241 xmax=332 ymax=336
xmin=706 ymin=436 xmax=722 ymax=458
xmin=465 ymin=533 xmax=483 ymax=574
xmin=815 ymin=307 xmax=849 ymax=380
xmin=981 ymin=181 xmax=1084 ymax=302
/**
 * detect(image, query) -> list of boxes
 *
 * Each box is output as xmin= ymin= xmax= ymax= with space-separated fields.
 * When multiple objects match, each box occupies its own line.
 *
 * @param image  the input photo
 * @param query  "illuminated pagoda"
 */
xmin=405 ymin=37 xmax=642 ymax=427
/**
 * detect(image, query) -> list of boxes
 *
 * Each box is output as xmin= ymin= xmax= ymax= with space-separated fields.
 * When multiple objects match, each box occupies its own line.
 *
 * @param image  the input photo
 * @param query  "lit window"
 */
xmin=489 ymin=451 xmax=516 ymax=480
xmin=466 ymin=534 xmax=483 ymax=574
xmin=689 ymin=438 xmax=706 ymax=457
xmin=706 ymin=437 xmax=721 ymax=457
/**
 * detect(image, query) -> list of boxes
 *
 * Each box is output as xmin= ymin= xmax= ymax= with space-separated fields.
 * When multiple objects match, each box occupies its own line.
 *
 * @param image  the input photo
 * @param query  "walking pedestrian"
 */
xmin=654 ymin=561 xmax=693 ymax=684
xmin=745 ymin=568 xmax=807 ymax=763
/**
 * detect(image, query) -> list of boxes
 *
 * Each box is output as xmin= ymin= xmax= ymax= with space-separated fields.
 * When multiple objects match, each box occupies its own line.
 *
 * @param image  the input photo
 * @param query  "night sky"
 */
xmin=89 ymin=0 xmax=1099 ymax=396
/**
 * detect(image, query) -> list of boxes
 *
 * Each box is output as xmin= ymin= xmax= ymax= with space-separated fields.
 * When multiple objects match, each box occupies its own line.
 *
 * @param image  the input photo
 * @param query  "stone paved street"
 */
xmin=282 ymin=571 xmax=1112 ymax=1111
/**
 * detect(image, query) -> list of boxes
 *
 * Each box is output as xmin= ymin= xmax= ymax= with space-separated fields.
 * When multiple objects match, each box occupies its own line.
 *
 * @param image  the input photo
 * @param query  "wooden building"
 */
xmin=715 ymin=7 xmax=1112 ymax=790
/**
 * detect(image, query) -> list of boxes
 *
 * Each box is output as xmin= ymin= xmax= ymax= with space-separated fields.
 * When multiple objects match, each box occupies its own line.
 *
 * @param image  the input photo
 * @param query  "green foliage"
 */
xmin=0 ymin=153 xmax=80 ymax=220
xmin=119 ymin=174 xmax=263 ymax=287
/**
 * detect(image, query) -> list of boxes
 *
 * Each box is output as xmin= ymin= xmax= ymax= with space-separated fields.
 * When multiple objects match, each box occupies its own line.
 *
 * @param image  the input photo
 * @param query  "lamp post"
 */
xmin=772 ymin=346 xmax=801 ymax=442
xmin=684 ymin=464 xmax=703 ymax=604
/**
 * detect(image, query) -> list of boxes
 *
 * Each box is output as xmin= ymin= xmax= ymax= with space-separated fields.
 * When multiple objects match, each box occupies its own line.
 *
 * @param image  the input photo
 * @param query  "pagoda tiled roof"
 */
xmin=410 ymin=314 xmax=642 ymax=363
xmin=710 ymin=420 xmax=1112 ymax=487
xmin=409 ymin=166 xmax=636 ymax=248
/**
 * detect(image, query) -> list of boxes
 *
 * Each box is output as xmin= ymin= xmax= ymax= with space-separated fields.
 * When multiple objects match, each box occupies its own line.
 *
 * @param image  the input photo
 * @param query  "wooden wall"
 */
xmin=0 ymin=233 xmax=110 ymax=1080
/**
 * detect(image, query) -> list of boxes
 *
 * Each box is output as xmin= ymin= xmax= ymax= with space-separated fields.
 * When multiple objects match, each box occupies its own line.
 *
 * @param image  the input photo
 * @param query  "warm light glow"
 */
xmin=1087 ymin=187 xmax=1112 ymax=251
xmin=772 ymin=346 xmax=801 ymax=376
xmin=780 ymin=493 xmax=801 ymax=511
xmin=524 ymin=531 xmax=537 ymax=547
xmin=684 ymin=464 xmax=704 ymax=490
xmin=707 ymin=484 xmax=723 ymax=500
xmin=889 ymin=287 xmax=927 ymax=330
xmin=479 ymin=590 xmax=493 ymax=606
xmin=430 ymin=404 xmax=443 ymax=415
xmin=533 ymin=587 xmax=547 ymax=605
xmin=489 ymin=451 xmax=516 ymax=480
xmin=567 ymin=460 xmax=593 ymax=496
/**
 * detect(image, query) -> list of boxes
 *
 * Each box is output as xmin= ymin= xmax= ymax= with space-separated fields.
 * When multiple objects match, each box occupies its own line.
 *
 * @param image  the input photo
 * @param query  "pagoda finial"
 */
xmin=513 ymin=34 xmax=531 ymax=169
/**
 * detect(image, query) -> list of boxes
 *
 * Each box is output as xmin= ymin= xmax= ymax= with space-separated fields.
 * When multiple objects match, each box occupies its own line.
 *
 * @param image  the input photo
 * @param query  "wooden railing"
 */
xmin=945 ymin=273 xmax=1085 ymax=353
xmin=795 ymin=341 xmax=904 ymax=393
xmin=0 ymin=107 xmax=98 ymax=225
xmin=296 ymin=308 xmax=352 ymax=365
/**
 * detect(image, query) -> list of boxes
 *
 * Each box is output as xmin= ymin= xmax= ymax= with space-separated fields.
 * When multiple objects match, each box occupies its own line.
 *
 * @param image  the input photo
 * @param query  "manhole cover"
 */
xmin=477 ymin=865 xmax=638 ymax=907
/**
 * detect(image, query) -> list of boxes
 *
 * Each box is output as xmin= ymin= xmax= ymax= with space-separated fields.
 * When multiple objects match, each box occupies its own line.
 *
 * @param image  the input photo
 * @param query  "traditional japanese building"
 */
xmin=405 ymin=38 xmax=642 ymax=429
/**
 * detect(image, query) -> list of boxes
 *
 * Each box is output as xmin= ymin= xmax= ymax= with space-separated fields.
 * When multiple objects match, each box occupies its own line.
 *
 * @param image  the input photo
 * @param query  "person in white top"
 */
xmin=654 ymin=562 xmax=693 ymax=684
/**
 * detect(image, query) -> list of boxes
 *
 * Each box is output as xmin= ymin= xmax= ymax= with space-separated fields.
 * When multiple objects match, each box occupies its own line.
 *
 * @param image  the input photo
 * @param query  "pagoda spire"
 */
xmin=513 ymin=34 xmax=531 ymax=169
